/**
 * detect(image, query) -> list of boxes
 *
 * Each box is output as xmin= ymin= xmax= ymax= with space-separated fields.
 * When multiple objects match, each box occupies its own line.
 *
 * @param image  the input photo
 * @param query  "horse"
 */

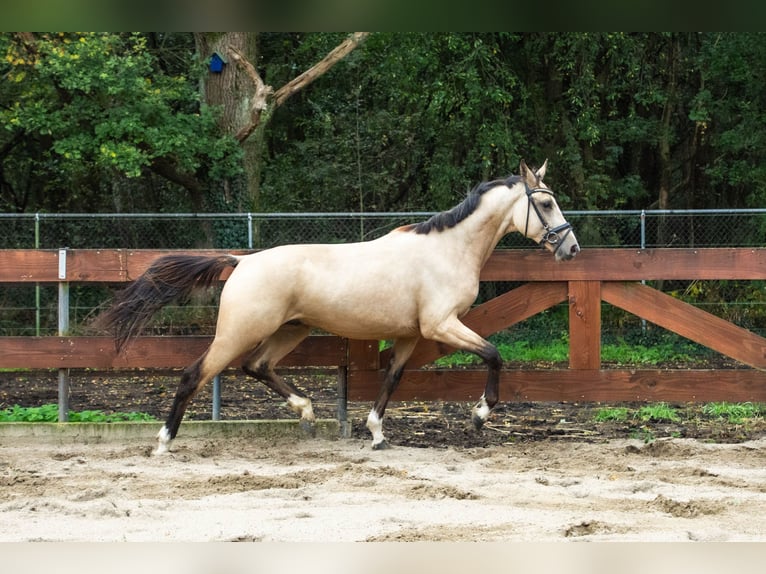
xmin=95 ymin=159 xmax=580 ymax=454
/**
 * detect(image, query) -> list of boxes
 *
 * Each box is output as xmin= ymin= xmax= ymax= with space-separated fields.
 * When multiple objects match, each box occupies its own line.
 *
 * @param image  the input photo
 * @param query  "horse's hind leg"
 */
xmin=157 ymin=338 xmax=235 ymax=454
xmin=366 ymin=336 xmax=419 ymax=450
xmin=242 ymin=322 xmax=314 ymax=433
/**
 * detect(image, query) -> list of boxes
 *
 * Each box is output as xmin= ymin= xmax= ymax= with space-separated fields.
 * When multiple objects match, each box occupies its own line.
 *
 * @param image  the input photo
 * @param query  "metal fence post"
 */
xmin=212 ymin=374 xmax=221 ymax=420
xmin=337 ymin=366 xmax=350 ymax=438
xmin=640 ymin=210 xmax=647 ymax=333
xmin=35 ymin=213 xmax=40 ymax=337
xmin=57 ymin=248 xmax=70 ymax=422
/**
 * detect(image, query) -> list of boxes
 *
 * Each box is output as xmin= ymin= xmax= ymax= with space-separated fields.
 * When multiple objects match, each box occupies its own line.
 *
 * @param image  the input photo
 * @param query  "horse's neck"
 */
xmin=443 ymin=185 xmax=524 ymax=271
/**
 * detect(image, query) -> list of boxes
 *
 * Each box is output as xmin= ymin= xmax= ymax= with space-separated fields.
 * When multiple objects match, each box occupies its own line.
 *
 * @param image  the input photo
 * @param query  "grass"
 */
xmin=636 ymin=402 xmax=681 ymax=422
xmin=594 ymin=402 xmax=764 ymax=427
xmin=0 ymin=403 xmax=156 ymax=423
xmin=702 ymin=402 xmax=762 ymax=424
xmin=593 ymin=406 xmax=630 ymax=422
xmin=429 ymin=335 xmax=708 ymax=368
xmin=592 ymin=403 xmax=681 ymax=424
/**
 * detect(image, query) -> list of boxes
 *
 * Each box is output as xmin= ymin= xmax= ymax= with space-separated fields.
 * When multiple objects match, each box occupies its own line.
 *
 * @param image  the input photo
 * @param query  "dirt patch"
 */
xmin=2 ymin=368 xmax=766 ymax=447
xmin=2 ymin=435 xmax=766 ymax=541
xmin=2 ymin=368 xmax=766 ymax=541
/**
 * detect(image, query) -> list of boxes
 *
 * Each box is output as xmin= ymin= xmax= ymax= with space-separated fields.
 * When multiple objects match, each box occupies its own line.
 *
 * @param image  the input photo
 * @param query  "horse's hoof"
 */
xmin=371 ymin=440 xmax=390 ymax=450
xmin=299 ymin=419 xmax=316 ymax=438
xmin=471 ymin=413 xmax=486 ymax=431
xmin=155 ymin=426 xmax=172 ymax=454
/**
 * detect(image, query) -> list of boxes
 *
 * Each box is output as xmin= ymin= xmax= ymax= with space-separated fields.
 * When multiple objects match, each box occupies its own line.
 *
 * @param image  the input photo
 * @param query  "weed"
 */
xmin=593 ymin=407 xmax=629 ymax=422
xmin=0 ymin=404 xmax=156 ymax=423
xmin=702 ymin=402 xmax=762 ymax=424
xmin=636 ymin=403 xmax=680 ymax=422
xmin=629 ymin=427 xmax=656 ymax=443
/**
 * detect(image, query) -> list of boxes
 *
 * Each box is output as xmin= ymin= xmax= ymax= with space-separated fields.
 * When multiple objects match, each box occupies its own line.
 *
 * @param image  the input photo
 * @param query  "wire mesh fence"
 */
xmin=2 ymin=209 xmax=766 ymax=362
xmin=4 ymin=209 xmax=766 ymax=250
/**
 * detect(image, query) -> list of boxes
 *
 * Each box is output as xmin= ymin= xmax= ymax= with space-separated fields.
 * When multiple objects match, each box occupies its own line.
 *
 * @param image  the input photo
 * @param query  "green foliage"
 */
xmin=433 ymin=339 xmax=706 ymax=368
xmin=4 ymin=32 xmax=766 ymax=218
xmin=259 ymin=32 xmax=766 ymax=215
xmin=600 ymin=342 xmax=694 ymax=365
xmin=0 ymin=403 xmax=59 ymax=422
xmin=593 ymin=407 xmax=629 ymax=422
xmin=1 ymin=32 xmax=242 ymax=212
xmin=637 ymin=403 xmax=680 ymax=422
xmin=594 ymin=402 xmax=764 ymax=428
xmin=702 ymin=402 xmax=762 ymax=424
xmin=0 ymin=403 xmax=156 ymax=422
xmin=261 ymin=32 xmax=527 ymax=213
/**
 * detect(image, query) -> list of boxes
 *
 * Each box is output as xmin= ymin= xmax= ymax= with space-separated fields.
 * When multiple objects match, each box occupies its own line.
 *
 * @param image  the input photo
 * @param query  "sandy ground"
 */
xmin=2 ymin=433 xmax=766 ymax=542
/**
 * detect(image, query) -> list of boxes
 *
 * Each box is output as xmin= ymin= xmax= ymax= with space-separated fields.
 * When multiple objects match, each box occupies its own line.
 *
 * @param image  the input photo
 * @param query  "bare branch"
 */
xmin=272 ymin=32 xmax=370 ymax=107
xmin=229 ymin=32 xmax=370 ymax=144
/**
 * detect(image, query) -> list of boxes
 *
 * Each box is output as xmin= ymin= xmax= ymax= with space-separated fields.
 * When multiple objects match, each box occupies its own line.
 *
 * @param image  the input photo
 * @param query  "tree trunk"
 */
xmin=195 ymin=32 xmax=369 ymax=215
xmin=195 ymin=32 xmax=260 ymax=213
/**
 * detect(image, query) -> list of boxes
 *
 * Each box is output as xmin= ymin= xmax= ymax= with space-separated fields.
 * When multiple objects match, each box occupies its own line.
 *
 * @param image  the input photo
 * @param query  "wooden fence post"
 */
xmin=568 ymin=280 xmax=601 ymax=370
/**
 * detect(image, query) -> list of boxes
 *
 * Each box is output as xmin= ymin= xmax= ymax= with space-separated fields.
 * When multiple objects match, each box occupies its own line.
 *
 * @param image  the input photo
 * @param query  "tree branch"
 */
xmin=226 ymin=45 xmax=274 ymax=143
xmin=229 ymin=32 xmax=370 ymax=144
xmin=149 ymin=157 xmax=205 ymax=208
xmin=272 ymin=32 xmax=370 ymax=107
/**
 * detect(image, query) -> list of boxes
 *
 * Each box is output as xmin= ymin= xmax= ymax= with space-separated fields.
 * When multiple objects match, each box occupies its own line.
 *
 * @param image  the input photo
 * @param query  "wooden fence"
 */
xmin=2 ymin=248 xmax=766 ymax=422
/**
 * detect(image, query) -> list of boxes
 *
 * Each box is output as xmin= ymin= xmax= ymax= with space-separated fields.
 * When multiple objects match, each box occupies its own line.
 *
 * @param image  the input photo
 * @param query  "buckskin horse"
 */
xmin=96 ymin=160 xmax=580 ymax=453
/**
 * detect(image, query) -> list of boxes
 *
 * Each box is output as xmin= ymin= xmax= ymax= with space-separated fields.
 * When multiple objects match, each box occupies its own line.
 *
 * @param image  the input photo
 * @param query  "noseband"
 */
xmin=524 ymin=183 xmax=573 ymax=256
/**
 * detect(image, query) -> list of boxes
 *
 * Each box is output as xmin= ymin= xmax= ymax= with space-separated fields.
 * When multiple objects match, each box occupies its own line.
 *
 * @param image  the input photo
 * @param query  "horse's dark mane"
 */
xmin=407 ymin=174 xmax=522 ymax=234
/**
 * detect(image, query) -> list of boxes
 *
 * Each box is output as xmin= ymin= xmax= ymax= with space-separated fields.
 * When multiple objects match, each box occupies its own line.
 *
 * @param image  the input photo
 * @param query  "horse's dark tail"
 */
xmin=94 ymin=254 xmax=240 ymax=353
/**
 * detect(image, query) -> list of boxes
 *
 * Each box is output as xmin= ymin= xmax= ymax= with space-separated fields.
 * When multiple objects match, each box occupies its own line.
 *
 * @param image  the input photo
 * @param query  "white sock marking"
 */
xmin=473 ymin=395 xmax=491 ymax=423
xmin=155 ymin=425 xmax=171 ymax=455
xmin=287 ymin=394 xmax=315 ymax=422
xmin=366 ymin=411 xmax=386 ymax=447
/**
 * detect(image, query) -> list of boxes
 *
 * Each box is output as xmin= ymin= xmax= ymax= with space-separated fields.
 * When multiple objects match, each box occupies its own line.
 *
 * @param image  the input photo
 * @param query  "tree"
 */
xmin=0 ymin=32 xmax=244 ymax=212
xmin=260 ymin=32 xmax=527 ymax=213
xmin=193 ymin=32 xmax=369 ymax=211
xmin=4 ymin=32 xmax=766 ymax=221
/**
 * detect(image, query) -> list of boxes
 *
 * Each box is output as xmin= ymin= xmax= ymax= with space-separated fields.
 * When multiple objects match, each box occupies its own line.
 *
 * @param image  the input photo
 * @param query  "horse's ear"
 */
xmin=520 ymin=159 xmax=537 ymax=187
xmin=536 ymin=159 xmax=548 ymax=181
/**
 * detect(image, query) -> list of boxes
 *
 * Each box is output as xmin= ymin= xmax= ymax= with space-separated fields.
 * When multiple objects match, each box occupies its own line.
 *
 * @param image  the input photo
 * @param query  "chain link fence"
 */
xmin=4 ymin=209 xmax=766 ymax=250
xmin=2 ymin=210 xmax=766 ymax=362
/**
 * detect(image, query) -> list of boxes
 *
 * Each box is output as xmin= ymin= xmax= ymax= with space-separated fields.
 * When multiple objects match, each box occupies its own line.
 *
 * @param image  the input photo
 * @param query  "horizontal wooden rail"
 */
xmin=0 ymin=336 xmax=347 ymax=369
xmin=0 ymin=249 xmax=251 ymax=282
xmin=3 ymin=248 xmax=766 ymax=283
xmin=480 ymin=248 xmax=766 ymax=281
xmin=347 ymin=369 xmax=766 ymax=403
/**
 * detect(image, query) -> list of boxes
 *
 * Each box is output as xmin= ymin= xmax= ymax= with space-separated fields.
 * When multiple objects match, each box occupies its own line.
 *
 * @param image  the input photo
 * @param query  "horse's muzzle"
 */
xmin=556 ymin=242 xmax=580 ymax=261
xmin=543 ymin=223 xmax=579 ymax=261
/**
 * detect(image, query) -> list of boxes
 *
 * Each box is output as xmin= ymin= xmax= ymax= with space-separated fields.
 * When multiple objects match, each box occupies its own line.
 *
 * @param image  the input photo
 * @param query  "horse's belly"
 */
xmin=301 ymin=298 xmax=419 ymax=340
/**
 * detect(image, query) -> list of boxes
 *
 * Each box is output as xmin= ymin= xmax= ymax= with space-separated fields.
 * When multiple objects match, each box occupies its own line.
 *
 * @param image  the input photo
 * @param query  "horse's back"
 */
xmin=221 ymin=235 xmax=430 ymax=339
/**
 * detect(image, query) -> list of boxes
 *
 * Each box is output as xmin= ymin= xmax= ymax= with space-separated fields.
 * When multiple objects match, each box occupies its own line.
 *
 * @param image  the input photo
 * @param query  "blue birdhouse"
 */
xmin=209 ymin=52 xmax=227 ymax=73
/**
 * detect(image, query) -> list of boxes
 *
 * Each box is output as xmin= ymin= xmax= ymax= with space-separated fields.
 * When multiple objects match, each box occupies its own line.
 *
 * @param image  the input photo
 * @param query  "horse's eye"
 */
xmin=542 ymin=200 xmax=553 ymax=210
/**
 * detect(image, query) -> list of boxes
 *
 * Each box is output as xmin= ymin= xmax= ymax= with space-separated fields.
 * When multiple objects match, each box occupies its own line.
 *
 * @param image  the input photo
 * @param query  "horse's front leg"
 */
xmin=423 ymin=317 xmax=501 ymax=431
xmin=366 ymin=337 xmax=419 ymax=450
xmin=471 ymin=344 xmax=501 ymax=430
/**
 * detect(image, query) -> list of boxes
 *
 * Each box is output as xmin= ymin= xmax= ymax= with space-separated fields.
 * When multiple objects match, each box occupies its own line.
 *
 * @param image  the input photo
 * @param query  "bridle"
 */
xmin=524 ymin=183 xmax=573 ymax=256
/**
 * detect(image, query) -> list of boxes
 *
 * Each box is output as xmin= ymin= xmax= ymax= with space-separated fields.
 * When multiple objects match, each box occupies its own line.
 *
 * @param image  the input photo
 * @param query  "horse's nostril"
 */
xmin=571 ymin=244 xmax=580 ymax=254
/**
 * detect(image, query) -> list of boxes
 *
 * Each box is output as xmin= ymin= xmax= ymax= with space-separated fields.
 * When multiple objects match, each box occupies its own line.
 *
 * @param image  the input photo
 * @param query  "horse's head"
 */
xmin=515 ymin=159 xmax=580 ymax=261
